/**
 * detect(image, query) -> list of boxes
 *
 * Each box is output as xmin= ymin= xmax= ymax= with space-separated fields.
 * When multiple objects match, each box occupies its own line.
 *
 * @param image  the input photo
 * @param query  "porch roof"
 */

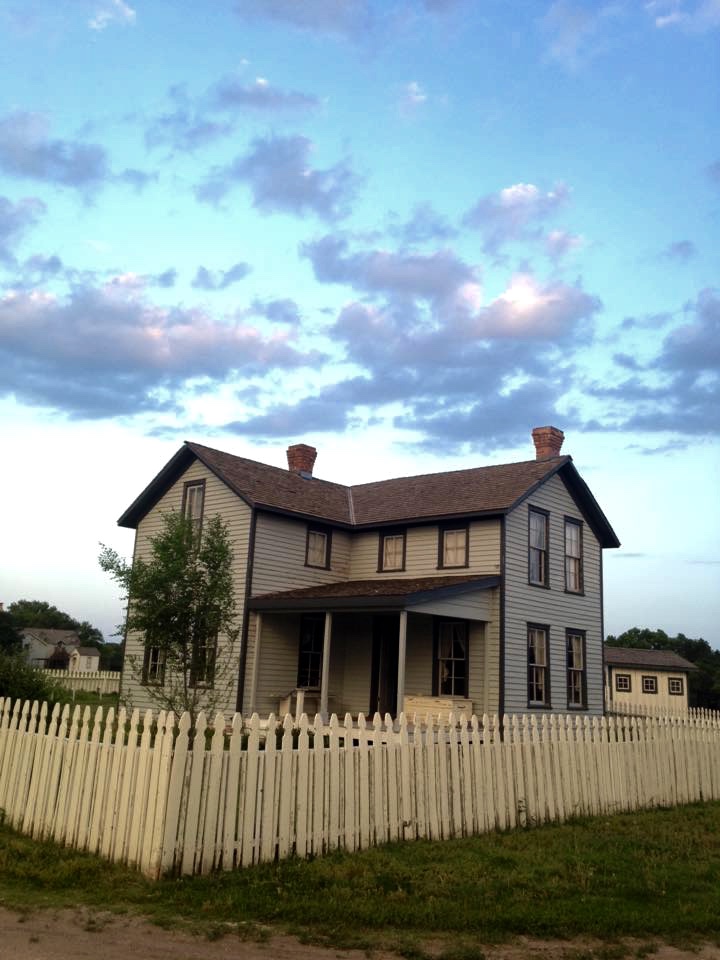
xmin=248 ymin=574 xmax=500 ymax=611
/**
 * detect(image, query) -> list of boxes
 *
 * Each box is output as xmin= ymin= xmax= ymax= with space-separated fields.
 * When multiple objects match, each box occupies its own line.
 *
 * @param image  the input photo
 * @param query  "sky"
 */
xmin=0 ymin=0 xmax=718 ymax=646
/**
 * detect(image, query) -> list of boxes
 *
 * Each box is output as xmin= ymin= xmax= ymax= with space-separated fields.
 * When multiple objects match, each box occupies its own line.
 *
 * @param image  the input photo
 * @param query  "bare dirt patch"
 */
xmin=2 ymin=906 xmax=720 ymax=960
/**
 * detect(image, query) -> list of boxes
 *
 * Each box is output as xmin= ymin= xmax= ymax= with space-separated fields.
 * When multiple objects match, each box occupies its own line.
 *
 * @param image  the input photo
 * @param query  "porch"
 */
xmin=242 ymin=575 xmax=500 ymax=721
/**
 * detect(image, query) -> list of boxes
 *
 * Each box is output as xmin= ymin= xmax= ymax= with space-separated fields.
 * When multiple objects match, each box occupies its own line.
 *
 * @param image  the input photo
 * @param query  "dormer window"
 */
xmin=183 ymin=480 xmax=205 ymax=537
xmin=438 ymin=524 xmax=469 ymax=569
xmin=306 ymin=525 xmax=331 ymax=569
xmin=379 ymin=530 xmax=406 ymax=572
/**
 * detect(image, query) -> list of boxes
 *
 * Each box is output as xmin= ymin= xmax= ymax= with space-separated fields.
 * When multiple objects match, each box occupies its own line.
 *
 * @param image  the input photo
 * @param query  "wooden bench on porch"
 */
xmin=403 ymin=695 xmax=474 ymax=721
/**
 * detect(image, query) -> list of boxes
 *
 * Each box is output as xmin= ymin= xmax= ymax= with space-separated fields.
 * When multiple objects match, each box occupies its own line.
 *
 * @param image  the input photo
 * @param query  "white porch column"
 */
xmin=320 ymin=611 xmax=333 ymax=722
xmin=247 ymin=612 xmax=262 ymax=715
xmin=396 ymin=609 xmax=407 ymax=717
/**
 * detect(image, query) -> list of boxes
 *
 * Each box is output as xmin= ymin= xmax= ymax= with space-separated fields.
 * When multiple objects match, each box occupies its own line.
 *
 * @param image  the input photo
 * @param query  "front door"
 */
xmin=370 ymin=614 xmax=399 ymax=717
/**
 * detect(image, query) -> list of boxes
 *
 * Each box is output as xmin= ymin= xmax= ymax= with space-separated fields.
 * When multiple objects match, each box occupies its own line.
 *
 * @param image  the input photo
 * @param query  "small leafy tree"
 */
xmin=99 ymin=511 xmax=239 ymax=719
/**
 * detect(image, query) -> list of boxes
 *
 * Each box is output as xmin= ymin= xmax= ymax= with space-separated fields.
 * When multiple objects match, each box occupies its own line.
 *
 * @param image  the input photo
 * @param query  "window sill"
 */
xmin=528 ymin=580 xmax=551 ymax=589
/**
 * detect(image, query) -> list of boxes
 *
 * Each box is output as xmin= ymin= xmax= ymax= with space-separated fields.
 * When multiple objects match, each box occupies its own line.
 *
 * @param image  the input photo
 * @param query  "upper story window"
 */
xmin=668 ymin=677 xmax=684 ymax=696
xmin=379 ymin=530 xmax=406 ymax=572
xmin=642 ymin=675 xmax=658 ymax=694
xmin=528 ymin=624 xmax=550 ymax=707
xmin=566 ymin=629 xmax=586 ymax=709
xmin=439 ymin=524 xmax=469 ymax=569
xmin=182 ymin=480 xmax=205 ymax=537
xmin=528 ymin=508 xmax=549 ymax=587
xmin=564 ymin=518 xmax=584 ymax=593
xmin=306 ymin=525 xmax=331 ymax=569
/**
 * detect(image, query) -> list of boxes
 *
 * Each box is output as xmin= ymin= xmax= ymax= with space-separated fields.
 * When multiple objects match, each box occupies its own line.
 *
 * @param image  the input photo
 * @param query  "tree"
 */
xmin=99 ymin=511 xmax=239 ymax=719
xmin=0 ymin=651 xmax=64 ymax=702
xmin=0 ymin=610 xmax=23 ymax=654
xmin=606 ymin=627 xmax=720 ymax=709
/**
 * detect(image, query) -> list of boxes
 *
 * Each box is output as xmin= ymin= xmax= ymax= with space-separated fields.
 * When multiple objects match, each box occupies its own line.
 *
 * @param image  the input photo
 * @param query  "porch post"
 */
xmin=396 ymin=609 xmax=407 ymax=717
xmin=247 ymin=612 xmax=262 ymax=715
xmin=320 ymin=611 xmax=332 ymax=722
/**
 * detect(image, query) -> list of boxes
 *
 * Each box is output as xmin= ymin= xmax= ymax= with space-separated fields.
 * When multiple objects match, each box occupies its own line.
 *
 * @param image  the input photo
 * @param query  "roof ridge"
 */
xmin=348 ymin=455 xmax=570 ymax=490
xmin=346 ymin=485 xmax=356 ymax=524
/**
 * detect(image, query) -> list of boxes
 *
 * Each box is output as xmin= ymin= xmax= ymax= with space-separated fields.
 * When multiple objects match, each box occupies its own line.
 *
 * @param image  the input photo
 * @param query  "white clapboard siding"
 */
xmin=1 ymin=696 xmax=720 ymax=879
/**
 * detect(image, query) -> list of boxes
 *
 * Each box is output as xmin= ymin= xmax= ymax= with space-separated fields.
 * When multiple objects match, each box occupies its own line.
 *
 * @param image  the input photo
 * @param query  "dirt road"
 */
xmin=2 ymin=906 xmax=719 ymax=960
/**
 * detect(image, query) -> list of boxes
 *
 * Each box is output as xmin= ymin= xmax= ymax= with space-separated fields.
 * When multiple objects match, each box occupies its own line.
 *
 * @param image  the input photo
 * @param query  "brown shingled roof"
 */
xmin=190 ymin=442 xmax=570 ymax=525
xmin=604 ymin=646 xmax=697 ymax=672
xmin=249 ymin=574 xmax=499 ymax=610
xmin=118 ymin=440 xmax=620 ymax=547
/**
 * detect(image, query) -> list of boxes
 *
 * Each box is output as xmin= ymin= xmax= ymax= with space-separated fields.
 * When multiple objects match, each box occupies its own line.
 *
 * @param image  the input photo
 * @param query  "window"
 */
xmin=566 ymin=630 xmax=586 ymax=708
xmin=142 ymin=645 xmax=165 ymax=684
xmin=297 ymin=614 xmax=324 ymax=688
xmin=564 ymin=518 xmax=583 ymax=593
xmin=668 ymin=677 xmax=684 ymax=696
xmin=379 ymin=530 xmax=406 ymax=572
xmin=615 ymin=673 xmax=631 ymax=692
xmin=528 ymin=625 xmax=550 ymax=706
xmin=642 ymin=675 xmax=658 ymax=694
xmin=306 ymin=525 xmax=331 ymax=569
xmin=434 ymin=620 xmax=468 ymax=697
xmin=528 ymin=509 xmax=549 ymax=587
xmin=183 ymin=480 xmax=205 ymax=538
xmin=189 ymin=636 xmax=217 ymax=688
xmin=439 ymin=524 xmax=468 ymax=569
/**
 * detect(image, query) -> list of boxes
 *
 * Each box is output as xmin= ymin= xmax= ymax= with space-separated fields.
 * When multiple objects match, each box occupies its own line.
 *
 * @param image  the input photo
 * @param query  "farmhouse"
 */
xmin=117 ymin=426 xmax=619 ymax=719
xmin=21 ymin=628 xmax=81 ymax=668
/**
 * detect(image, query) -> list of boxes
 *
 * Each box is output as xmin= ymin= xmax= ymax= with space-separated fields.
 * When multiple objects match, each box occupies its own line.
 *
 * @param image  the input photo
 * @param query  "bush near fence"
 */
xmin=1 ymin=696 xmax=719 ymax=880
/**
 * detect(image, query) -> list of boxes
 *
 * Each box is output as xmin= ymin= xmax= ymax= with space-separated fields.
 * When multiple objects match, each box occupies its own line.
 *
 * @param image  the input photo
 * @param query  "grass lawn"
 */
xmin=1 ymin=803 xmax=719 ymax=957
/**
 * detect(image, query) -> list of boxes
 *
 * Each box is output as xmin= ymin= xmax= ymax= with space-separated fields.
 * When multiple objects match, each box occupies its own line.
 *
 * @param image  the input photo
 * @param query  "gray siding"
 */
xmin=349 ymin=519 xmax=501 ymax=579
xmin=503 ymin=474 xmax=604 ymax=715
xmin=121 ymin=459 xmax=251 ymax=714
xmin=252 ymin=512 xmax=351 ymax=596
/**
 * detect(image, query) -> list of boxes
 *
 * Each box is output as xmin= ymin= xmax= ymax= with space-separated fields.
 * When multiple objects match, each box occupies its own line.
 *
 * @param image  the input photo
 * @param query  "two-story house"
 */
xmin=117 ymin=426 xmax=620 ymax=719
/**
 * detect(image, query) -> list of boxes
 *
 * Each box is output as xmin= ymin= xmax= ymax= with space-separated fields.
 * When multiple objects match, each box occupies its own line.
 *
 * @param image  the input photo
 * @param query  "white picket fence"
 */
xmin=1 ymin=697 xmax=719 ymax=880
xmin=40 ymin=670 xmax=121 ymax=695
xmin=608 ymin=701 xmax=720 ymax=721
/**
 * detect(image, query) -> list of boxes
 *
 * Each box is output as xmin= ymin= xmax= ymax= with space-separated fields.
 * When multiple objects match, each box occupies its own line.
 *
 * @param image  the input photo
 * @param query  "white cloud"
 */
xmin=646 ymin=0 xmax=720 ymax=30
xmin=89 ymin=0 xmax=136 ymax=31
xmin=463 ymin=182 xmax=570 ymax=255
xmin=545 ymin=229 xmax=584 ymax=261
xmin=400 ymin=81 xmax=428 ymax=113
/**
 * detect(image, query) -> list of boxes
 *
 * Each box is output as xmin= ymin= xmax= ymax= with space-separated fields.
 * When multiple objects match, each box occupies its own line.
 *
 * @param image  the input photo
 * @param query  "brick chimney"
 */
xmin=532 ymin=426 xmax=565 ymax=460
xmin=287 ymin=443 xmax=317 ymax=478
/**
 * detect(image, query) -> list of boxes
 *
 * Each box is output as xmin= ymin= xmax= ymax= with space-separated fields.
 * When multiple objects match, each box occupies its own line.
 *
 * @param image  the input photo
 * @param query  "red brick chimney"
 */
xmin=532 ymin=426 xmax=565 ymax=460
xmin=287 ymin=443 xmax=317 ymax=477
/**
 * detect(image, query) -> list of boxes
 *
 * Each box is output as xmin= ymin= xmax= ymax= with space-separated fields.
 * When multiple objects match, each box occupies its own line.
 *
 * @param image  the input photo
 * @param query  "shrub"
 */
xmin=0 ymin=653 xmax=63 ymax=704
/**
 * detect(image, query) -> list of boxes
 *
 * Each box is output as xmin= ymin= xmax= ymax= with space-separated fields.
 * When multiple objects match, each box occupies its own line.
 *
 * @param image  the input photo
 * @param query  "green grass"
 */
xmin=1 ymin=804 xmax=719 ymax=955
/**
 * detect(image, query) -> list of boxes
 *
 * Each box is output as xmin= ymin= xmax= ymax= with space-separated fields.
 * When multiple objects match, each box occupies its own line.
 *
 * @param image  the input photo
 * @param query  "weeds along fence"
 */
xmin=1 ymin=697 xmax=720 ymax=880
xmin=40 ymin=670 xmax=121 ymax=695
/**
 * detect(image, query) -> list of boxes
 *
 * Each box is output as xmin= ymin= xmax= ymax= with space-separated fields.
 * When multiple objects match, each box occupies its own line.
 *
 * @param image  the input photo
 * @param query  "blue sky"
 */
xmin=1 ymin=0 xmax=718 ymax=644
